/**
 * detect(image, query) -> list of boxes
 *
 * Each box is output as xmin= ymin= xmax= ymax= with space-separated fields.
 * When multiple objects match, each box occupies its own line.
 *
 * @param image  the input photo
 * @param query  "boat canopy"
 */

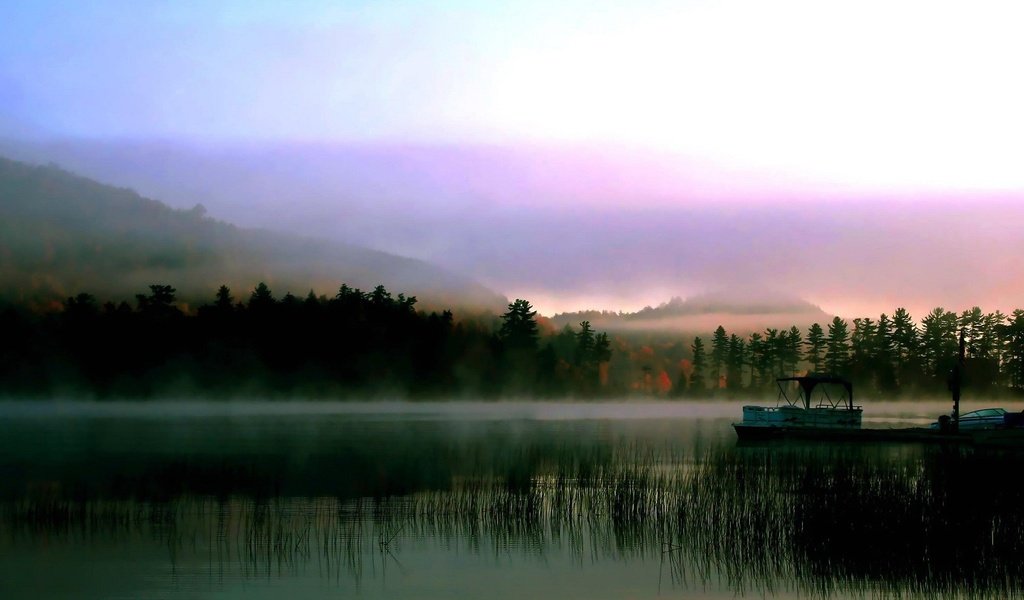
xmin=776 ymin=375 xmax=855 ymax=410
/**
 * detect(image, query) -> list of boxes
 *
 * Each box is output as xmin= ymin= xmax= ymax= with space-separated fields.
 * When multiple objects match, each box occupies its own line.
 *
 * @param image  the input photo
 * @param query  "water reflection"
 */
xmin=2 ymin=402 xmax=1023 ymax=598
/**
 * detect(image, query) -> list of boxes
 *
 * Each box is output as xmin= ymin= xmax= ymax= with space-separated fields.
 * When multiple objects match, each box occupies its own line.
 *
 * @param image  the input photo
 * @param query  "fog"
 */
xmin=3 ymin=139 xmax=1021 ymax=318
xmin=4 ymin=2 xmax=1024 ymax=318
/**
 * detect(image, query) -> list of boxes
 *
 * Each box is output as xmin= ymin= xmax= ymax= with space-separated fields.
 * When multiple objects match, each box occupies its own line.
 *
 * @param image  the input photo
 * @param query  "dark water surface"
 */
xmin=2 ymin=400 xmax=1024 ymax=599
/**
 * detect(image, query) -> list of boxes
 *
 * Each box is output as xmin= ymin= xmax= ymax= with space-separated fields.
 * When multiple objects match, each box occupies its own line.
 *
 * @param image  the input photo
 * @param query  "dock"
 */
xmin=734 ymin=424 xmax=1024 ymax=446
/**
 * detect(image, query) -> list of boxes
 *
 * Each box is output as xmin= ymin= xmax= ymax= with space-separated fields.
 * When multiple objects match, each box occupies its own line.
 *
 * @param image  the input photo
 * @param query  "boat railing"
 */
xmin=775 ymin=375 xmax=857 ymax=411
xmin=746 ymin=404 xmax=863 ymax=413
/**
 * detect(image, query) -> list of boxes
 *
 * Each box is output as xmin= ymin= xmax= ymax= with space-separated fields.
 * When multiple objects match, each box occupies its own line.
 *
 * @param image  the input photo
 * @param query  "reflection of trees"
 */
xmin=7 ymin=445 xmax=1024 ymax=596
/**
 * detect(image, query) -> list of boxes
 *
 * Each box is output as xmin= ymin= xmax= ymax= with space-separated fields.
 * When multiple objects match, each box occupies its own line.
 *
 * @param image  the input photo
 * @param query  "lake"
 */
xmin=2 ymin=400 xmax=1023 ymax=599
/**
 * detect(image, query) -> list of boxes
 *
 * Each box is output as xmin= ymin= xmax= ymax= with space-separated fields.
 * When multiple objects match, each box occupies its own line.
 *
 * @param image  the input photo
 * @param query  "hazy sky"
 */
xmin=3 ymin=1 xmax=1024 ymax=317
xmin=4 ymin=0 xmax=1024 ymax=192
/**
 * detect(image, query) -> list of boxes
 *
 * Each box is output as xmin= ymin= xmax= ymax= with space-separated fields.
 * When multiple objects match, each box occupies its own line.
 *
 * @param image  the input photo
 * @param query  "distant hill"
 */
xmin=0 ymin=156 xmax=506 ymax=311
xmin=551 ymin=292 xmax=834 ymax=336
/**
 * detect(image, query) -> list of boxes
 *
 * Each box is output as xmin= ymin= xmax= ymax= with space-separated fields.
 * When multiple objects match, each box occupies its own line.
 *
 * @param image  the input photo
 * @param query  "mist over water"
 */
xmin=3 ymin=400 xmax=1021 ymax=599
xmin=5 ymin=2 xmax=1024 ymax=598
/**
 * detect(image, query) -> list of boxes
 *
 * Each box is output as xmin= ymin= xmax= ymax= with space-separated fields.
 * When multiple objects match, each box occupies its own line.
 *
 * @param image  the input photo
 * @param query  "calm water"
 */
xmin=2 ymin=400 xmax=1023 ymax=599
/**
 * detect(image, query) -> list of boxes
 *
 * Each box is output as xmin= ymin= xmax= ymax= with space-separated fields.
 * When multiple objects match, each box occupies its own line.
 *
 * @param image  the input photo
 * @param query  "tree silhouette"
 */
xmin=499 ymin=299 xmax=539 ymax=351
xmin=249 ymin=282 xmax=275 ymax=311
xmin=825 ymin=317 xmax=850 ymax=375
xmin=920 ymin=307 xmax=958 ymax=381
xmin=891 ymin=308 xmax=918 ymax=386
xmin=1001 ymin=310 xmax=1024 ymax=390
xmin=711 ymin=326 xmax=728 ymax=387
xmin=748 ymin=332 xmax=765 ymax=389
xmin=874 ymin=313 xmax=897 ymax=392
xmin=25 ymin=279 xmax=1024 ymax=400
xmin=783 ymin=326 xmax=803 ymax=375
xmin=726 ymin=333 xmax=746 ymax=390
xmin=805 ymin=323 xmax=826 ymax=373
xmin=214 ymin=285 xmax=234 ymax=311
xmin=689 ymin=336 xmax=707 ymax=393
xmin=593 ymin=332 xmax=611 ymax=364
xmin=575 ymin=321 xmax=595 ymax=366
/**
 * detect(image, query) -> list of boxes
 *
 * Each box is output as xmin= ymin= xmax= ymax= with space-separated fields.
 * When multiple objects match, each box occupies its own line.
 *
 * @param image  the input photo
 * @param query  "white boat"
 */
xmin=734 ymin=375 xmax=862 ymax=438
xmin=930 ymin=408 xmax=1007 ymax=430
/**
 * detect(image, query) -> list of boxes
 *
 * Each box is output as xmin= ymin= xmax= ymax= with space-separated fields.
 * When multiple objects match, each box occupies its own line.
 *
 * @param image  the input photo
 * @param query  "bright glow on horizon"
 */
xmin=5 ymin=0 xmax=1024 ymax=320
xmin=3 ymin=0 xmax=1024 ymax=193
xmin=479 ymin=0 xmax=1024 ymax=193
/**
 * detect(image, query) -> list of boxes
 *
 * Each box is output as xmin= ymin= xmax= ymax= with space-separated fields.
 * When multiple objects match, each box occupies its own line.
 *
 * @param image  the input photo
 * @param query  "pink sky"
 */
xmin=3 ymin=1 xmax=1024 ymax=319
xmin=6 ymin=139 xmax=1022 ymax=321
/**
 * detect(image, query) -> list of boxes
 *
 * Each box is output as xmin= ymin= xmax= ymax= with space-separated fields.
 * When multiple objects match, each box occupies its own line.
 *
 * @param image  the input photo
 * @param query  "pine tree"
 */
xmin=593 ymin=332 xmax=612 ymax=363
xmin=764 ymin=328 xmax=780 ymax=376
xmin=710 ymin=326 xmax=729 ymax=387
xmin=1000 ymin=310 xmax=1024 ymax=390
xmin=920 ymin=307 xmax=958 ymax=380
xmin=748 ymin=332 xmax=765 ymax=389
xmin=874 ymin=313 xmax=897 ymax=392
xmin=850 ymin=317 xmax=878 ymax=385
xmin=726 ymin=334 xmax=746 ymax=390
xmin=249 ymin=282 xmax=275 ymax=311
xmin=575 ymin=321 xmax=595 ymax=366
xmin=215 ymin=285 xmax=234 ymax=311
xmin=785 ymin=326 xmax=803 ymax=375
xmin=959 ymin=307 xmax=985 ymax=358
xmin=499 ymin=299 xmax=539 ymax=352
xmin=690 ymin=336 xmax=707 ymax=393
xmin=825 ymin=317 xmax=850 ymax=374
xmin=805 ymin=323 xmax=826 ymax=373
xmin=891 ymin=308 xmax=918 ymax=386
xmin=136 ymin=284 xmax=180 ymax=318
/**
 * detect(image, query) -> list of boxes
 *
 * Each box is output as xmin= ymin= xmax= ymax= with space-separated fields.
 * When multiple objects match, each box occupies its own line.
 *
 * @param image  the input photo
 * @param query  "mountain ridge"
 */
xmin=551 ymin=292 xmax=834 ymax=335
xmin=0 ymin=155 xmax=506 ymax=311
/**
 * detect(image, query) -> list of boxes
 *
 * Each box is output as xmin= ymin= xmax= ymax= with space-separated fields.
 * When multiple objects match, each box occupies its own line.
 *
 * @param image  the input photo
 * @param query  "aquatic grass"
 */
xmin=6 ymin=442 xmax=1024 ymax=597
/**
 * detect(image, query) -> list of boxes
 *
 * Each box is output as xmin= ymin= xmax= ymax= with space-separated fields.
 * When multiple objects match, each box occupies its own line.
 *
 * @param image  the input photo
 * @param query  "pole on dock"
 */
xmin=949 ymin=330 xmax=965 ymax=433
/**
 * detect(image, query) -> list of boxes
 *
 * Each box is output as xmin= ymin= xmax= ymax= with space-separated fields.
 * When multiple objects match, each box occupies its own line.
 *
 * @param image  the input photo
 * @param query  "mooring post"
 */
xmin=950 ymin=330 xmax=965 ymax=433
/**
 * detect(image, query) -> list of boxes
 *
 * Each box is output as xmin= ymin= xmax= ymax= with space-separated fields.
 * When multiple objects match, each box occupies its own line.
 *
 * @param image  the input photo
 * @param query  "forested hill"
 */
xmin=552 ymin=292 xmax=833 ymax=335
xmin=0 ymin=156 xmax=506 ymax=310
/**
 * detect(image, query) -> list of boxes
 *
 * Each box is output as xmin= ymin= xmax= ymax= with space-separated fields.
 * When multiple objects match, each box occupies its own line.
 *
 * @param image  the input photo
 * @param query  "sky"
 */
xmin=2 ymin=0 xmax=1024 ymax=317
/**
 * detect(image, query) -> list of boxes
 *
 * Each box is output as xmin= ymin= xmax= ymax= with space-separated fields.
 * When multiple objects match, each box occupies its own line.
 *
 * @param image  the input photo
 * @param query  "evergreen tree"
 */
xmin=959 ymin=307 xmax=985 ymax=358
xmin=689 ymin=336 xmax=707 ymax=393
xmin=573 ymin=327 xmax=612 ymax=390
xmin=748 ymin=332 xmax=766 ymax=389
xmin=920 ymin=307 xmax=958 ymax=380
xmin=499 ymin=299 xmax=539 ymax=351
xmin=1000 ymin=310 xmax=1024 ymax=390
xmin=891 ymin=308 xmax=919 ymax=386
xmin=249 ymin=282 xmax=275 ymax=311
xmin=980 ymin=311 xmax=1006 ymax=360
xmin=764 ymin=328 xmax=780 ymax=376
xmin=850 ymin=317 xmax=878 ymax=385
xmin=303 ymin=289 xmax=321 ymax=309
xmin=593 ymin=332 xmax=612 ymax=364
xmin=64 ymin=292 xmax=98 ymax=320
xmin=874 ymin=313 xmax=897 ymax=392
xmin=136 ymin=284 xmax=180 ymax=318
xmin=785 ymin=326 xmax=803 ymax=375
xmin=962 ymin=307 xmax=1001 ymax=390
xmin=825 ymin=317 xmax=850 ymax=374
xmin=710 ymin=326 xmax=728 ymax=387
xmin=804 ymin=323 xmax=826 ymax=373
xmin=370 ymin=284 xmax=393 ymax=307
xmin=575 ymin=321 xmax=595 ymax=366
xmin=214 ymin=285 xmax=234 ymax=311
xmin=726 ymin=334 xmax=746 ymax=390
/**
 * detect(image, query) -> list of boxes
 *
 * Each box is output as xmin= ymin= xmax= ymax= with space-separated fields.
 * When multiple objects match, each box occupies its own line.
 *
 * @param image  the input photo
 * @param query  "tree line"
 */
xmin=0 ymin=283 xmax=611 ymax=399
xmin=678 ymin=308 xmax=1024 ymax=398
xmin=5 ymin=285 xmax=1024 ymax=400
